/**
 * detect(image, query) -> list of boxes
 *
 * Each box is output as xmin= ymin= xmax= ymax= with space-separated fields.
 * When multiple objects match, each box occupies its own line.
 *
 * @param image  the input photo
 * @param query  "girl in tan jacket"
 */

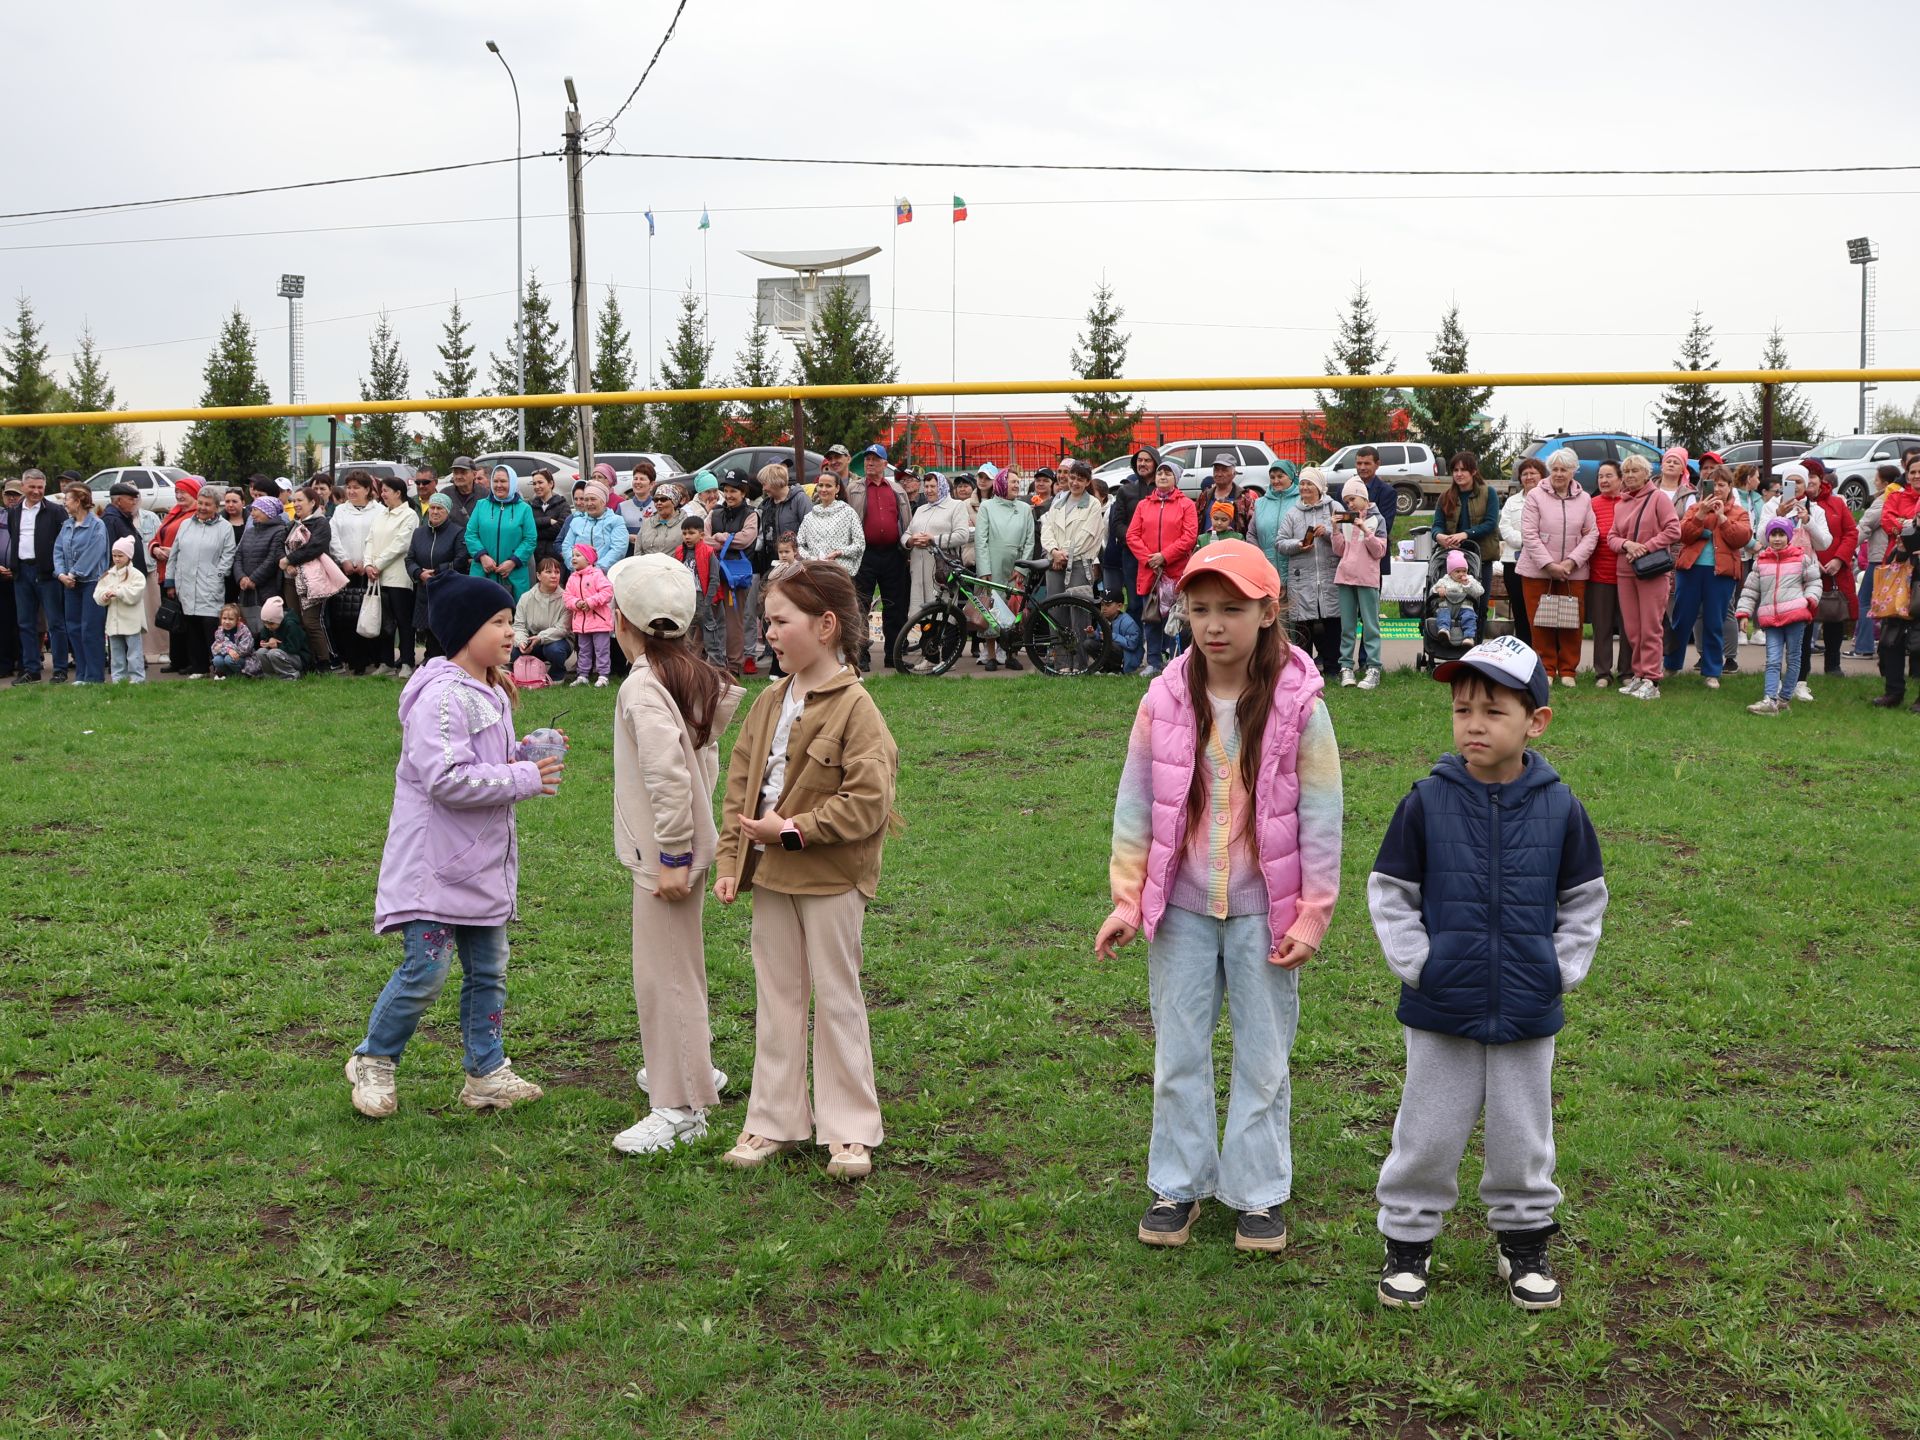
xmin=714 ymin=559 xmax=900 ymax=1180
xmin=609 ymin=554 xmax=743 ymax=1154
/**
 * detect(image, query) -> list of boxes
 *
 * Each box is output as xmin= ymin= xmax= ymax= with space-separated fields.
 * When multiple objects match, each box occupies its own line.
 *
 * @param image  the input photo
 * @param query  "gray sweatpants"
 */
xmin=1375 ymin=1027 xmax=1561 ymax=1242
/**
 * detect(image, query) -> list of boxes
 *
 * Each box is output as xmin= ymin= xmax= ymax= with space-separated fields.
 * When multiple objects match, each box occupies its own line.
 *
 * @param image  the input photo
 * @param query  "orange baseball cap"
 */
xmin=1177 ymin=538 xmax=1281 ymax=600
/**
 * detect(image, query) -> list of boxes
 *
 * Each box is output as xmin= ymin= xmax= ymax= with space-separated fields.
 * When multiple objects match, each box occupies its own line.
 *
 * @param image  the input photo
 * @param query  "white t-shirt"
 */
xmin=18 ymin=500 xmax=41 ymax=561
xmin=754 ymin=679 xmax=812 ymax=850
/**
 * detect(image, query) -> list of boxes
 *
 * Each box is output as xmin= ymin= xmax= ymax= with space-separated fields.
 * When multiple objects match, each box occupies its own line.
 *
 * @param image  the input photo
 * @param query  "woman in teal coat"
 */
xmin=464 ymin=466 xmax=538 ymax=598
xmin=1248 ymin=460 xmax=1302 ymax=589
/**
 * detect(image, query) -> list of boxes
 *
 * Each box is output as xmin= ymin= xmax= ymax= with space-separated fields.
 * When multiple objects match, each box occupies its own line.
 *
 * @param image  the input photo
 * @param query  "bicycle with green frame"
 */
xmin=891 ymin=545 xmax=1112 ymax=676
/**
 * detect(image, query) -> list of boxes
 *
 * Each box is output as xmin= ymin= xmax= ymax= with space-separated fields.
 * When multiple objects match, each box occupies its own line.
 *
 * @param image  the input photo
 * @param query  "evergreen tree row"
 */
xmin=0 ymin=297 xmax=141 ymax=476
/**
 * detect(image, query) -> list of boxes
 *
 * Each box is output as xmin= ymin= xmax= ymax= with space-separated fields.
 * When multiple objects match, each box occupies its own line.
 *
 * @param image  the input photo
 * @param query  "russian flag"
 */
xmin=895 ymin=197 xmax=913 ymax=225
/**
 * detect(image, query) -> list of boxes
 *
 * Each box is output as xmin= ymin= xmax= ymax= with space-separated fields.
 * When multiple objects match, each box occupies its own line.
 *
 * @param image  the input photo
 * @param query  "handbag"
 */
xmin=1531 ymin=580 xmax=1582 ymax=630
xmin=1630 ymin=547 xmax=1673 ymax=579
xmin=1815 ymin=582 xmax=1850 ymax=623
xmin=1869 ymin=561 xmax=1913 ymax=621
xmin=356 ymin=586 xmax=384 ymax=639
xmin=714 ymin=533 xmax=755 ymax=591
xmin=154 ymin=593 xmax=182 ymax=633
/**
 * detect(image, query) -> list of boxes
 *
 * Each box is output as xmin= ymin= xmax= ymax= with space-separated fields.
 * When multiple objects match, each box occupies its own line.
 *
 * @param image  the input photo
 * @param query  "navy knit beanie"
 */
xmin=428 ymin=574 xmax=515 ymax=659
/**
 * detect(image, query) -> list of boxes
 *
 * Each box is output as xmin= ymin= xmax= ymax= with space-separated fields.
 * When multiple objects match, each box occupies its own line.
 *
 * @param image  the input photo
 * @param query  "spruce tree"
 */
xmin=1311 ymin=282 xmax=1400 ymax=459
xmin=1406 ymin=304 xmax=1508 ymax=476
xmin=424 ymin=298 xmax=488 ymax=472
xmin=1067 ymin=279 xmax=1144 ymax=463
xmin=353 ymin=310 xmax=411 ymax=460
xmin=301 ymin=436 xmax=319 ymax=479
xmin=52 ymin=326 xmax=139 ymax=475
xmin=589 ymin=288 xmax=651 ymax=452
xmin=486 ymin=272 xmax=573 ymax=453
xmin=1727 ymin=325 xmax=1822 ymax=444
xmin=0 ymin=295 xmax=62 ymax=475
xmin=151 ymin=439 xmax=168 ymax=465
xmin=795 ymin=283 xmax=898 ymax=455
xmin=730 ymin=319 xmax=790 ymax=447
xmin=1655 ymin=310 xmax=1730 ymax=454
xmin=654 ymin=286 xmax=729 ymax=465
xmin=177 ymin=307 xmax=281 ymax=484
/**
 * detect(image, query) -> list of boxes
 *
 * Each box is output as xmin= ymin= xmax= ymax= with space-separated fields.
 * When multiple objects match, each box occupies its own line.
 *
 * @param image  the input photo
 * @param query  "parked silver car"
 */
xmin=85 ymin=465 xmax=190 ymax=514
xmin=1770 ymin=433 xmax=1920 ymax=510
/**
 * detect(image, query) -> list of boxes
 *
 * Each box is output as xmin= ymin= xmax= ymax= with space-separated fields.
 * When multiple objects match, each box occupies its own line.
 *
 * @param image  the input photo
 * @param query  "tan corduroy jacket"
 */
xmin=613 ymin=653 xmax=744 ymax=885
xmin=716 ymin=666 xmax=899 ymax=898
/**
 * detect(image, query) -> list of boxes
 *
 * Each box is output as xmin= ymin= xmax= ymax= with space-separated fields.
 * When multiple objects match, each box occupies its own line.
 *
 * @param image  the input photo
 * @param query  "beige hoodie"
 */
xmin=613 ymin=650 xmax=744 ymax=884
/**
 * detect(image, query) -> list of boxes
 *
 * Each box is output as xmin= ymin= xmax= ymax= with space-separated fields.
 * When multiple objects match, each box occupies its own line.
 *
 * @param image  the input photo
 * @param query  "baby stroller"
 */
xmin=1407 ymin=525 xmax=1487 ymax=673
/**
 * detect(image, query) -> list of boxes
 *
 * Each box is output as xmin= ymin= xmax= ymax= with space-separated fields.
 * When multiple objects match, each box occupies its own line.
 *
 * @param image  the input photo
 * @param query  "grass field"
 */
xmin=2 ymin=668 xmax=1917 ymax=1439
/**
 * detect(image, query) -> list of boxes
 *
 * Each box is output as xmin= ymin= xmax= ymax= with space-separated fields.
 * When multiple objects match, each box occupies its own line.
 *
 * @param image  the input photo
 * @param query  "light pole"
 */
xmin=277 ymin=274 xmax=305 ymax=474
xmin=1847 ymin=236 xmax=1878 ymax=434
xmin=487 ymin=40 xmax=526 ymax=448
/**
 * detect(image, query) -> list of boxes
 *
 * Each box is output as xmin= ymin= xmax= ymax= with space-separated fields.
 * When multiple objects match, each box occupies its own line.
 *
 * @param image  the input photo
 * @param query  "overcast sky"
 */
xmin=8 ymin=0 xmax=1920 ymax=462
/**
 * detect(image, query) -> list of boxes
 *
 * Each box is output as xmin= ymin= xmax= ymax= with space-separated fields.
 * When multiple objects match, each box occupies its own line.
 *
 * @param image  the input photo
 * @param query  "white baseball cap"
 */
xmin=609 ymin=553 xmax=696 ymax=639
xmin=1431 ymin=634 xmax=1550 ymax=707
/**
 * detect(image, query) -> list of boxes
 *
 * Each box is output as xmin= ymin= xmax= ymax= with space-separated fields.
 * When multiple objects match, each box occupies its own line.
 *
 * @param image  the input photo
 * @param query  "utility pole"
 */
xmin=564 ymin=78 xmax=595 ymax=473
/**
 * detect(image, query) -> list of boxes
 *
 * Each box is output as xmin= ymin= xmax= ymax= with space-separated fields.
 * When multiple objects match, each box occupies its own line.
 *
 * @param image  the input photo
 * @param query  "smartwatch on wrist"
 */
xmin=778 ymin=822 xmax=804 ymax=852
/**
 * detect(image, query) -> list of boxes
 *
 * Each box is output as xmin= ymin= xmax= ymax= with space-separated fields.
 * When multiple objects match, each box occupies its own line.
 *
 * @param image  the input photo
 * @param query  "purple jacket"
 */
xmin=373 ymin=658 xmax=546 ymax=935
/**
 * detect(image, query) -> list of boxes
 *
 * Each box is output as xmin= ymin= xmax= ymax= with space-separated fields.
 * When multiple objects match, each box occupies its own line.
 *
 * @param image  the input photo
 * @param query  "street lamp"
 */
xmin=1847 ymin=236 xmax=1878 ymax=434
xmin=487 ymin=40 xmax=526 ymax=448
xmin=277 ymin=274 xmax=305 ymax=475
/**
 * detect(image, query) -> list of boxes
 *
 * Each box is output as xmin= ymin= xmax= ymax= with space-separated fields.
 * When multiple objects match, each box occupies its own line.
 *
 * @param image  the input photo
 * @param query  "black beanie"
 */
xmin=427 ymin=574 xmax=515 ymax=659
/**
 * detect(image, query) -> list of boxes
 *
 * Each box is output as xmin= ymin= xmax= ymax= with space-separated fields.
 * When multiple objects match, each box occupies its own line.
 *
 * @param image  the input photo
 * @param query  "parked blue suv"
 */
xmin=1519 ymin=433 xmax=1696 ymax=491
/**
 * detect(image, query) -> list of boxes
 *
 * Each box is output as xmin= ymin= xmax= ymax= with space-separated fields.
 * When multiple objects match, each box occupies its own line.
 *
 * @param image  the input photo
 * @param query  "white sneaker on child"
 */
xmin=594 ymin=675 xmax=609 ymax=688
xmin=612 ymin=1106 xmax=709 ymax=1154
xmin=570 ymin=676 xmax=589 ymax=687
xmin=346 ymin=1054 xmax=397 ymax=1118
xmin=458 ymin=1061 xmax=544 ymax=1110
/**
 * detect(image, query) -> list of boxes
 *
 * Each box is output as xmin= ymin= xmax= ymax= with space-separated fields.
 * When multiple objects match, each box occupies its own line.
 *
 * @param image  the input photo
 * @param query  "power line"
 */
xmin=592 ymin=150 xmax=1920 ymax=179
xmin=0 ymin=157 xmax=529 ymax=223
xmin=584 ymin=0 xmax=691 ymax=157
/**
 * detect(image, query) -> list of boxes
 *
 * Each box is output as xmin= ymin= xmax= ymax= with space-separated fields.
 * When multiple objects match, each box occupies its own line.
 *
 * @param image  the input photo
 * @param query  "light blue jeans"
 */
xmin=356 ymin=920 xmax=509 ymax=1076
xmin=1147 ymin=905 xmax=1300 ymax=1212
xmin=1764 ymin=621 xmax=1807 ymax=701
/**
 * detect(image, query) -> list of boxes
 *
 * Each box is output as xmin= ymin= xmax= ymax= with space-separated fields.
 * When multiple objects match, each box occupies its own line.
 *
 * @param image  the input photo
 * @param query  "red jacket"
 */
xmin=1883 ymin=486 xmax=1920 ymax=538
xmin=1124 ymin=488 xmax=1198 ymax=595
xmin=1812 ymin=482 xmax=1859 ymax=621
xmin=673 ymin=540 xmax=720 ymax=602
xmin=1588 ymin=494 xmax=1619 ymax=584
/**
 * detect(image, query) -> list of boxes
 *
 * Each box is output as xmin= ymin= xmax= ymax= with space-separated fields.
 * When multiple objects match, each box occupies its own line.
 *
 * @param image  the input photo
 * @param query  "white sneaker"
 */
xmin=594 ymin=675 xmax=609 ymax=688
xmin=1559 ymin=675 xmax=1576 ymax=689
xmin=1639 ymin=682 xmax=1661 ymax=700
xmin=1358 ymin=668 xmax=1381 ymax=691
xmin=346 ymin=1054 xmax=397 ymax=1118
xmin=1747 ymin=697 xmax=1780 ymax=716
xmin=637 ymin=1065 xmax=728 ymax=1097
xmin=1793 ymin=682 xmax=1814 ymax=703
xmin=1704 ymin=676 xmax=1719 ymax=690
xmin=1593 ymin=675 xmax=1609 ymax=689
xmin=396 ymin=663 xmax=413 ymax=680
xmin=1137 ymin=664 xmax=1158 ymax=680
xmin=459 ymin=1060 xmax=545 ymax=1110
xmin=612 ymin=1106 xmax=709 ymax=1154
xmin=1340 ymin=668 xmax=1357 ymax=688
xmin=570 ymin=676 xmax=589 ymax=687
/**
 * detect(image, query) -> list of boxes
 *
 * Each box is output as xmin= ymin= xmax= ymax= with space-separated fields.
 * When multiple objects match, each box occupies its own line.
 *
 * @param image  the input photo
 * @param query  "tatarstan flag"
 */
xmin=952 ymin=195 xmax=968 ymax=222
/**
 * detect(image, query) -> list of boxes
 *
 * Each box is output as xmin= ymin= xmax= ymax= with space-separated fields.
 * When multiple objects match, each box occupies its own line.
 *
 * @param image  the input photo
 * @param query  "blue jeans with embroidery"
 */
xmin=356 ymin=920 xmax=509 ymax=1076
xmin=1147 ymin=905 xmax=1300 ymax=1212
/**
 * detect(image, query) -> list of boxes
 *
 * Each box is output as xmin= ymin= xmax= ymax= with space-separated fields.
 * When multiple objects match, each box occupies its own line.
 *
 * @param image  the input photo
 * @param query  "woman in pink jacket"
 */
xmin=1096 ymin=540 xmax=1343 ymax=1254
xmin=1607 ymin=454 xmax=1683 ymax=700
xmin=1517 ymin=447 xmax=1598 ymax=686
xmin=1331 ymin=477 xmax=1389 ymax=690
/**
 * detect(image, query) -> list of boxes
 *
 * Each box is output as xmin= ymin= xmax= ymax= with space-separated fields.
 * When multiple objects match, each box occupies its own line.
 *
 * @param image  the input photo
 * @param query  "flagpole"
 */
xmin=890 ymin=201 xmax=898 ymax=350
xmin=949 ymin=204 xmax=957 ymax=464
xmin=647 ymin=228 xmax=654 ymax=385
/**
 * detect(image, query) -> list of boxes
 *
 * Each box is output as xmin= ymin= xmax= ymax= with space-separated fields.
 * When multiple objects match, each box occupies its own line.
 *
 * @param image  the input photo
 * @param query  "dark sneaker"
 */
xmin=1873 ymin=694 xmax=1901 ymax=707
xmin=1003 ymin=655 xmax=1023 ymax=672
xmin=1137 ymin=1195 xmax=1199 ymax=1247
xmin=1234 ymin=1205 xmax=1288 ymax=1252
xmin=1496 ymin=1225 xmax=1563 ymax=1310
xmin=51 ymin=671 xmax=68 ymax=684
xmin=1378 ymin=1237 xmax=1433 ymax=1309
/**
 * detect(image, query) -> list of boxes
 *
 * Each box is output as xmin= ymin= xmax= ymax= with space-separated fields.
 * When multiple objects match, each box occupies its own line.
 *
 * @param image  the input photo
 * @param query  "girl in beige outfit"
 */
xmin=609 ymin=554 xmax=744 ymax=1154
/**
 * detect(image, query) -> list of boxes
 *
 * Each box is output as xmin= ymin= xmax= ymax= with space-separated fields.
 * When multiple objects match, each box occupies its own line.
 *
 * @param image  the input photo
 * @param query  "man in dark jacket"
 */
xmin=443 ymin=458 xmax=482 ymax=531
xmin=1355 ymin=447 xmax=1399 ymax=576
xmin=6 ymin=468 xmax=70 ymax=682
xmin=102 ymin=483 xmax=149 ymax=574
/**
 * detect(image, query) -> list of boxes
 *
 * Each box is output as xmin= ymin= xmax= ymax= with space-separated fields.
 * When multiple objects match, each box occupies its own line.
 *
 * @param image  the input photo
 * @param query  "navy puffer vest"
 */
xmin=1398 ymin=752 xmax=1571 ymax=1044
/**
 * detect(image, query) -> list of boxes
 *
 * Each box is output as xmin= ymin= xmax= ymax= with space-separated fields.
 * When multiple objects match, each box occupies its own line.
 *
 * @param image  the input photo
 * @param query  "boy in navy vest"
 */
xmin=1367 ymin=635 xmax=1607 ymax=1311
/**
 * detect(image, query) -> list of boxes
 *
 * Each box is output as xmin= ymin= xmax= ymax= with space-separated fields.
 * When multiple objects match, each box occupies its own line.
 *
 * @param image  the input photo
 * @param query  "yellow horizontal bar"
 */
xmin=4 ymin=369 xmax=1918 ymax=430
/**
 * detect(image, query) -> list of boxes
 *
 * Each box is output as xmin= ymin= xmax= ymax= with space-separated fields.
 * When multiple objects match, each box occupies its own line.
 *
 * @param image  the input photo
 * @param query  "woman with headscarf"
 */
xmin=1608 ymin=453 xmax=1683 ymax=700
xmin=974 ymin=467 xmax=1037 ymax=671
xmin=405 ymin=491 xmax=470 ymax=661
xmin=232 ymin=494 xmax=289 ymax=629
xmin=558 ymin=474 xmax=630 ymax=574
xmin=1274 ymin=468 xmax=1341 ymax=674
xmin=328 ymin=470 xmax=382 ymax=675
xmin=634 ymin=482 xmax=688 ymax=558
xmin=464 ymin=464 xmax=537 ymax=598
xmin=903 ymin=470 xmax=975 ymax=614
xmin=149 ymin=476 xmax=202 ymax=671
xmin=280 ymin=485 xmax=336 ymax=671
xmin=1249 ymin=460 xmax=1301 ymax=591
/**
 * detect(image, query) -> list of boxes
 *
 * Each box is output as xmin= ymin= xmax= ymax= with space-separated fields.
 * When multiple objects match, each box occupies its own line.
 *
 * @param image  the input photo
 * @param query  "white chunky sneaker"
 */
xmin=346 ymin=1054 xmax=398 ymax=1118
xmin=1793 ymin=682 xmax=1814 ymax=703
xmin=1339 ymin=668 xmax=1357 ymax=688
xmin=1358 ymin=668 xmax=1381 ymax=691
xmin=612 ymin=1106 xmax=709 ymax=1154
xmin=459 ymin=1060 xmax=545 ymax=1110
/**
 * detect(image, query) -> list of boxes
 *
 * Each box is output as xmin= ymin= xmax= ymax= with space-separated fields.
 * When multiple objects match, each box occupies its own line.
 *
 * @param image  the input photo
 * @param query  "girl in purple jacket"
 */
xmin=347 ymin=574 xmax=567 ymax=1119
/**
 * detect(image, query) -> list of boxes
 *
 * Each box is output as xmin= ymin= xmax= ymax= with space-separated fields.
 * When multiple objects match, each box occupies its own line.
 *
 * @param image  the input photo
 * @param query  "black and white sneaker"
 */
xmin=1137 ymin=1195 xmax=1199 ymax=1247
xmin=1496 ymin=1225 xmax=1563 ymax=1310
xmin=1378 ymin=1237 xmax=1432 ymax=1309
xmin=1234 ymin=1205 xmax=1288 ymax=1252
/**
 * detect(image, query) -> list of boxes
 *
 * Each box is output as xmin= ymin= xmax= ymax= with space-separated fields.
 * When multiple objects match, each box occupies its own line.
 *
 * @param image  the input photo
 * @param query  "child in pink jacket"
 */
xmin=1333 ymin=478 xmax=1389 ymax=689
xmin=565 ymin=542 xmax=616 ymax=687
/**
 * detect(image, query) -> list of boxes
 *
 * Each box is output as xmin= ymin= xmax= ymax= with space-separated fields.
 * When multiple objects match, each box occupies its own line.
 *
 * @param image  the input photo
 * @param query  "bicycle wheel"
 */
xmin=892 ymin=602 xmax=967 ymax=675
xmin=1026 ymin=594 xmax=1110 ymax=675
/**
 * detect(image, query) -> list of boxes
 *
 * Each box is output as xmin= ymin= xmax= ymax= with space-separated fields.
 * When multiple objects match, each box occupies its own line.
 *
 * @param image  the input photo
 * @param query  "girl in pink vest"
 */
xmin=1097 ymin=539 xmax=1344 ymax=1254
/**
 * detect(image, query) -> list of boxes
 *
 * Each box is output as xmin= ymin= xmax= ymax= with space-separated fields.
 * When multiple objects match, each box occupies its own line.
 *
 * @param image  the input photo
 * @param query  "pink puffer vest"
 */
xmin=1138 ymin=646 xmax=1326 ymax=954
